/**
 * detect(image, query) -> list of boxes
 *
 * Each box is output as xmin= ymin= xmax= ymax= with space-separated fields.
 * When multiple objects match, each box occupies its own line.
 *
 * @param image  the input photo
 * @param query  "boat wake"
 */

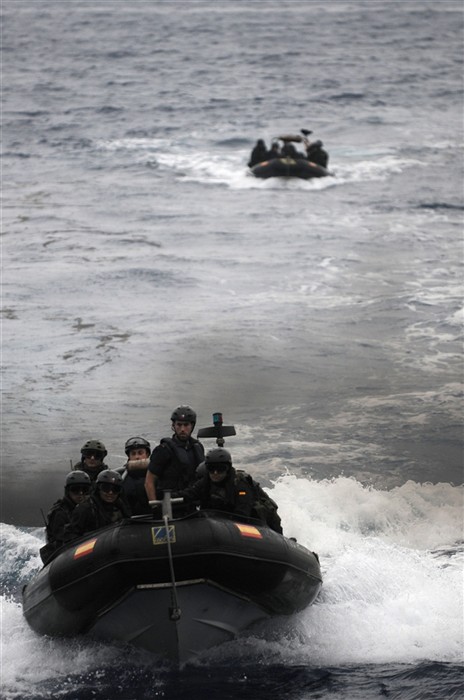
xmin=95 ymin=136 xmax=421 ymax=190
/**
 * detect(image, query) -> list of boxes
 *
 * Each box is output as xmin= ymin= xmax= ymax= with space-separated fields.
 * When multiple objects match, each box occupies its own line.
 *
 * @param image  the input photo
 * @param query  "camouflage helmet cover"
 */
xmin=81 ymin=439 xmax=107 ymax=457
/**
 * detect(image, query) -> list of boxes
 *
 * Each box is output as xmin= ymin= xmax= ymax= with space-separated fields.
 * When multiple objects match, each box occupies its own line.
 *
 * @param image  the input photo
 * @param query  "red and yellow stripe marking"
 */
xmin=234 ymin=523 xmax=263 ymax=539
xmin=73 ymin=538 xmax=97 ymax=559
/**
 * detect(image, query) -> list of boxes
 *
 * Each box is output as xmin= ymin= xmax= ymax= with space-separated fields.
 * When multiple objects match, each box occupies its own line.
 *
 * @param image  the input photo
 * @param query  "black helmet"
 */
xmin=65 ymin=470 xmax=91 ymax=488
xmin=205 ymin=448 xmax=232 ymax=467
xmin=96 ymin=469 xmax=123 ymax=486
xmin=170 ymin=405 xmax=197 ymax=426
xmin=196 ymin=460 xmax=207 ymax=478
xmin=81 ymin=439 xmax=107 ymax=458
xmin=124 ymin=436 xmax=151 ymax=457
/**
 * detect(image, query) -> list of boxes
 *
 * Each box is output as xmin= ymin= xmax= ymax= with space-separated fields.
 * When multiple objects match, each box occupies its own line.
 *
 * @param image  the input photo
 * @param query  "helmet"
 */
xmin=65 ymin=470 xmax=91 ymax=488
xmin=81 ymin=439 xmax=107 ymax=458
xmin=205 ymin=448 xmax=232 ymax=467
xmin=170 ymin=405 xmax=197 ymax=426
xmin=124 ymin=436 xmax=151 ymax=457
xmin=96 ymin=469 xmax=123 ymax=487
xmin=195 ymin=460 xmax=207 ymax=478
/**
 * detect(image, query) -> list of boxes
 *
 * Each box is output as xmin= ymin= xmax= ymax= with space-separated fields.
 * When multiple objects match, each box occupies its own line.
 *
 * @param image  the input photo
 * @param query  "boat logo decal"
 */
xmin=234 ymin=523 xmax=263 ymax=539
xmin=151 ymin=525 xmax=176 ymax=545
xmin=73 ymin=538 xmax=97 ymax=559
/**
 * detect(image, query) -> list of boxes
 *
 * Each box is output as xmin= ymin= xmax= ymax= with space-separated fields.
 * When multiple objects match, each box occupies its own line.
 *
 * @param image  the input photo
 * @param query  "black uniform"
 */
xmin=266 ymin=144 xmax=281 ymax=160
xmin=179 ymin=467 xmax=283 ymax=533
xmin=66 ymin=492 xmax=131 ymax=539
xmin=248 ymin=139 xmax=268 ymax=167
xmin=39 ymin=496 xmax=76 ymax=563
xmin=73 ymin=461 xmax=109 ymax=483
xmin=147 ymin=436 xmax=204 ymax=496
xmin=306 ymin=140 xmax=329 ymax=168
xmin=121 ymin=467 xmax=151 ymax=515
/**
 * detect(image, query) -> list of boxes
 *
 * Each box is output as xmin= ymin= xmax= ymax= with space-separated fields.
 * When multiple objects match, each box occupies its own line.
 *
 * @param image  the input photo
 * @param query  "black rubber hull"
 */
xmin=251 ymin=157 xmax=329 ymax=179
xmin=22 ymin=512 xmax=322 ymax=663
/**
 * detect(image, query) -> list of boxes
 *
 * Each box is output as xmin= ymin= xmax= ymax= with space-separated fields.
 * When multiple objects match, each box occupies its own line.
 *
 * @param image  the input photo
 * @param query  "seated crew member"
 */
xmin=305 ymin=139 xmax=329 ymax=168
xmin=145 ymin=405 xmax=204 ymax=502
xmin=74 ymin=439 xmax=109 ymax=482
xmin=66 ymin=469 xmax=130 ymax=538
xmin=281 ymin=142 xmax=304 ymax=159
xmin=179 ymin=447 xmax=283 ymax=534
xmin=248 ymin=139 xmax=268 ymax=167
xmin=39 ymin=470 xmax=91 ymax=563
xmin=121 ymin=436 xmax=151 ymax=515
xmin=266 ymin=142 xmax=281 ymax=160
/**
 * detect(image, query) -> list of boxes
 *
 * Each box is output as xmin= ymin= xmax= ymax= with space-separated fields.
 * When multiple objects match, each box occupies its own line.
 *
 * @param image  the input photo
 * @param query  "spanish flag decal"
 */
xmin=74 ymin=538 xmax=97 ymax=559
xmin=234 ymin=523 xmax=263 ymax=539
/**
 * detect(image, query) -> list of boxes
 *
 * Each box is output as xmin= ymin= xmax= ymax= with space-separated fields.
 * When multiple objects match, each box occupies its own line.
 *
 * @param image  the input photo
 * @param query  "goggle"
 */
xmin=206 ymin=463 xmax=229 ymax=473
xmin=99 ymin=483 xmax=121 ymax=494
xmin=82 ymin=450 xmax=103 ymax=459
xmin=68 ymin=484 xmax=91 ymax=494
xmin=125 ymin=438 xmax=148 ymax=449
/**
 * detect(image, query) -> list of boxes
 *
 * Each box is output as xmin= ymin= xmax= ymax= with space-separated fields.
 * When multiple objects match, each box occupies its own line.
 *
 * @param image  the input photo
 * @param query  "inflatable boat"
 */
xmin=22 ymin=507 xmax=322 ymax=664
xmin=250 ymin=156 xmax=330 ymax=180
xmin=248 ymin=130 xmax=331 ymax=180
xmin=23 ymin=413 xmax=322 ymax=663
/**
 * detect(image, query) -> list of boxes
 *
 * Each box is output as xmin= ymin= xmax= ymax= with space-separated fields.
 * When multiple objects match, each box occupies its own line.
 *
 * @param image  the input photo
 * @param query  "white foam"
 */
xmin=266 ymin=476 xmax=464 ymax=664
xmin=0 ymin=596 xmax=129 ymax=699
xmin=271 ymin=475 xmax=463 ymax=551
xmin=447 ymin=306 xmax=464 ymax=327
xmin=304 ymin=537 xmax=463 ymax=664
xmin=1 ymin=524 xmax=44 ymax=583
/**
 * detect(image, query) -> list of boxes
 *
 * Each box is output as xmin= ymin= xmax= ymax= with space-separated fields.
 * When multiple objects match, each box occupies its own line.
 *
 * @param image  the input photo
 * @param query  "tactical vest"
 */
xmin=157 ymin=437 xmax=204 ymax=491
xmin=45 ymin=498 xmax=74 ymax=542
xmin=235 ymin=470 xmax=282 ymax=533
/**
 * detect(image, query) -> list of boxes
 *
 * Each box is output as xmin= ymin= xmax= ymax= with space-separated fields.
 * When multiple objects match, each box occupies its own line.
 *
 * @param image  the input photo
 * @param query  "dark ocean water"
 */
xmin=1 ymin=1 xmax=463 ymax=698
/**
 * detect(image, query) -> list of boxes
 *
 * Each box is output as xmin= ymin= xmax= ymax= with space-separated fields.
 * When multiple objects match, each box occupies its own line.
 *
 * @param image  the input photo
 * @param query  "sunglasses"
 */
xmin=99 ymin=483 xmax=121 ymax=494
xmin=82 ymin=451 xmax=102 ymax=459
xmin=68 ymin=485 xmax=90 ymax=494
xmin=206 ymin=463 xmax=228 ymax=473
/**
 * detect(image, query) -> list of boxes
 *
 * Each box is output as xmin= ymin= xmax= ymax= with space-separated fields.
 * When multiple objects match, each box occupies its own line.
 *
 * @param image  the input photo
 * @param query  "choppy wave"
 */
xmin=1 ymin=477 xmax=463 ymax=699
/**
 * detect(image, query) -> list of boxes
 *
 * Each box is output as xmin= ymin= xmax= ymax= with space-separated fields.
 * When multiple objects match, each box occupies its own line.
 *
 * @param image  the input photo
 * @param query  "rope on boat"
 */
xmin=148 ymin=491 xmax=183 ymax=622
xmin=163 ymin=510 xmax=181 ymax=622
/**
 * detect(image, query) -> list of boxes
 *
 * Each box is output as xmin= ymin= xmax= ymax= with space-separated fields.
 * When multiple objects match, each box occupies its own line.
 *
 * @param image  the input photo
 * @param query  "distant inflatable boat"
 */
xmin=250 ymin=156 xmax=330 ymax=180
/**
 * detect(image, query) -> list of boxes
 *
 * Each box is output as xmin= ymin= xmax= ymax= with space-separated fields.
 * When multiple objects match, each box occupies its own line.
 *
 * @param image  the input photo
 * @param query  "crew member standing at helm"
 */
xmin=145 ymin=405 xmax=204 ymax=502
xmin=74 ymin=439 xmax=109 ymax=482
